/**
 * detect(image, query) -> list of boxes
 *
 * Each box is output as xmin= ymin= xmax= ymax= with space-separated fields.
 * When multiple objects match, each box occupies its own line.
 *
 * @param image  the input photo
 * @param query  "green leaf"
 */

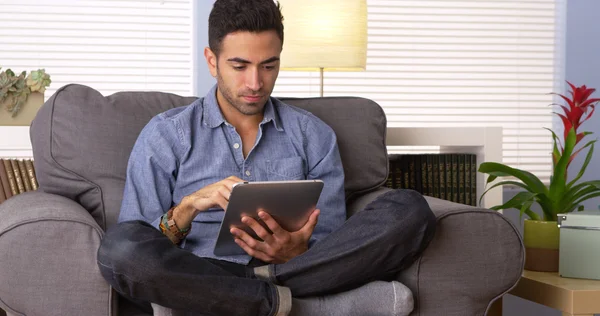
xmin=520 ymin=200 xmax=539 ymax=221
xmin=549 ymin=127 xmax=576 ymax=202
xmin=567 ymin=141 xmax=597 ymax=189
xmin=489 ymin=191 xmax=538 ymax=214
xmin=479 ymin=162 xmax=548 ymax=195
xmin=572 ymin=192 xmax=600 ymax=209
xmin=560 ymin=181 xmax=600 ymax=212
xmin=544 ymin=127 xmax=562 ymax=165
xmin=479 ymin=180 xmax=530 ymax=207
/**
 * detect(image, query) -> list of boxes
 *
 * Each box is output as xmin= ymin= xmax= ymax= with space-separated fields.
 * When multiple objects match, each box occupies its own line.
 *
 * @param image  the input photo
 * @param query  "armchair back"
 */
xmin=30 ymin=85 xmax=389 ymax=229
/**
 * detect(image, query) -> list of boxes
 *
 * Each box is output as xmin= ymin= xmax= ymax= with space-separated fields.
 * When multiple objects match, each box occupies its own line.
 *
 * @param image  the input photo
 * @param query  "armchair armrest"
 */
xmin=0 ymin=192 xmax=115 ymax=316
xmin=399 ymin=196 xmax=524 ymax=316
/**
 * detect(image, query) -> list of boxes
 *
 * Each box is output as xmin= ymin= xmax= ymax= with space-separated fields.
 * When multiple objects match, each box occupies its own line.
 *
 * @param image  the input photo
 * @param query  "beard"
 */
xmin=216 ymin=70 xmax=266 ymax=116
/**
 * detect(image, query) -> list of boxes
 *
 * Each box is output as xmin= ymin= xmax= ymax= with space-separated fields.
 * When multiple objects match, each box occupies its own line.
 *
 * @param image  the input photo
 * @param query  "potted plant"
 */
xmin=0 ymin=68 xmax=51 ymax=126
xmin=479 ymin=82 xmax=600 ymax=272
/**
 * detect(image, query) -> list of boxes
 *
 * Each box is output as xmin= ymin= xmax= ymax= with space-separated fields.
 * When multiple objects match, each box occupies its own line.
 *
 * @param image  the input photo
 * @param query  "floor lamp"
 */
xmin=278 ymin=0 xmax=367 ymax=97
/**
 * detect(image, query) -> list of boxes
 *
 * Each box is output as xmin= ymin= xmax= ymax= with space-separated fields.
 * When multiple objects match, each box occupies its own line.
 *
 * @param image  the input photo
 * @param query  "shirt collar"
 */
xmin=202 ymin=84 xmax=283 ymax=131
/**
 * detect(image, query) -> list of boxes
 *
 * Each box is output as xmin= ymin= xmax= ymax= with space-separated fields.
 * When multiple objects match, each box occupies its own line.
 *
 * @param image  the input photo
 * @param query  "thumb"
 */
xmin=300 ymin=209 xmax=320 ymax=237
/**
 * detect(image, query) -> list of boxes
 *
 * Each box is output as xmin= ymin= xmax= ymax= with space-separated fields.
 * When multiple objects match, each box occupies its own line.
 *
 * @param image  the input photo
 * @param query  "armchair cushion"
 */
xmin=30 ymin=84 xmax=197 ymax=229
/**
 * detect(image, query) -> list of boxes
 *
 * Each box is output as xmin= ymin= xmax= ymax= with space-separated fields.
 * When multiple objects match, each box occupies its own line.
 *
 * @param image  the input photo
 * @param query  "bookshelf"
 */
xmin=386 ymin=127 xmax=503 ymax=210
xmin=0 ymin=126 xmax=33 ymax=159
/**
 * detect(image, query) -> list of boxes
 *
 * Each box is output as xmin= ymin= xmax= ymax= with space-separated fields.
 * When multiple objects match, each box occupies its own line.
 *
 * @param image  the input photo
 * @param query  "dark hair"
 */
xmin=208 ymin=0 xmax=284 ymax=57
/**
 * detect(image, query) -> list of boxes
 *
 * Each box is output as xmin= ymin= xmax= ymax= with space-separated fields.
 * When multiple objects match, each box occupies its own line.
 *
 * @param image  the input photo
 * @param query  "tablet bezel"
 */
xmin=213 ymin=180 xmax=324 ymax=256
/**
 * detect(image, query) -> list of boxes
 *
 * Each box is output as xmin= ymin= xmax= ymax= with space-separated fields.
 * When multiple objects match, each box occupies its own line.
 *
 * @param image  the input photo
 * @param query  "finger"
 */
xmin=215 ymin=186 xmax=233 ymax=210
xmin=241 ymin=216 xmax=274 ymax=243
xmin=230 ymin=227 xmax=267 ymax=253
xmin=234 ymin=238 xmax=273 ymax=263
xmin=224 ymin=176 xmax=244 ymax=189
xmin=258 ymin=210 xmax=286 ymax=235
xmin=192 ymin=194 xmax=227 ymax=212
xmin=214 ymin=195 xmax=229 ymax=211
xmin=299 ymin=209 xmax=320 ymax=237
xmin=218 ymin=186 xmax=231 ymax=202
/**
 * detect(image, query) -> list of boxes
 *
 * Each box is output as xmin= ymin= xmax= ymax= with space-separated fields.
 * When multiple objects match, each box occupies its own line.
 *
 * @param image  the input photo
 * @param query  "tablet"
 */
xmin=213 ymin=180 xmax=324 ymax=256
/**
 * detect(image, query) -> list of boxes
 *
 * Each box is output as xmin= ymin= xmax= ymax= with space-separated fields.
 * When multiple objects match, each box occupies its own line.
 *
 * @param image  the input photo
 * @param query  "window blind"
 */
xmin=0 ymin=0 xmax=194 ymax=98
xmin=273 ymin=0 xmax=565 ymax=184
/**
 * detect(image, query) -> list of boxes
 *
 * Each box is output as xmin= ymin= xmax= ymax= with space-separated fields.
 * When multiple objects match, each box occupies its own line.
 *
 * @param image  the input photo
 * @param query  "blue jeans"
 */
xmin=97 ymin=189 xmax=436 ymax=316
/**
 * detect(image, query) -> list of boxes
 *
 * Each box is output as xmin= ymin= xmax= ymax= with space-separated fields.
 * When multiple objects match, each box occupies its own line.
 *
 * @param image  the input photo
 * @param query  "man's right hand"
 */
xmin=172 ymin=176 xmax=244 ymax=231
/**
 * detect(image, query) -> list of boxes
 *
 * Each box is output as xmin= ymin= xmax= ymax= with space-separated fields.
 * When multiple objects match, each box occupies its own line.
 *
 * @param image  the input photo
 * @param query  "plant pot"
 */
xmin=523 ymin=219 xmax=560 ymax=272
xmin=0 ymin=92 xmax=44 ymax=126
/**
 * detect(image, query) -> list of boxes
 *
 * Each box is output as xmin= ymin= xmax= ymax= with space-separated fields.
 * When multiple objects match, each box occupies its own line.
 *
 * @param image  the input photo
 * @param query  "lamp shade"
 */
xmin=278 ymin=0 xmax=367 ymax=71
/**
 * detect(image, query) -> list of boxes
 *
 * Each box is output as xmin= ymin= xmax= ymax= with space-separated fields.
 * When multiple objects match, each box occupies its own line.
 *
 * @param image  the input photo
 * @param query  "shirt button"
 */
xmin=233 ymin=143 xmax=240 ymax=149
xmin=245 ymin=171 xmax=251 ymax=176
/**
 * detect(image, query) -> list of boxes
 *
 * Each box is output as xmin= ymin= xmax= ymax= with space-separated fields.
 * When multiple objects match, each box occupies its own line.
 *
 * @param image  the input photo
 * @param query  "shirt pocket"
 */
xmin=266 ymin=156 xmax=306 ymax=181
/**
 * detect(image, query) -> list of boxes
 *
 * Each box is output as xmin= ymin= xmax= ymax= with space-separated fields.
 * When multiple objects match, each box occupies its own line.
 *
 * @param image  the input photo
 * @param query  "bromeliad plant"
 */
xmin=0 ymin=68 xmax=51 ymax=117
xmin=479 ymin=82 xmax=600 ymax=221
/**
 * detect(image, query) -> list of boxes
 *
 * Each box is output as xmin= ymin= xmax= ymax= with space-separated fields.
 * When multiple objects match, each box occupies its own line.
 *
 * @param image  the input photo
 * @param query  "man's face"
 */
xmin=205 ymin=30 xmax=282 ymax=117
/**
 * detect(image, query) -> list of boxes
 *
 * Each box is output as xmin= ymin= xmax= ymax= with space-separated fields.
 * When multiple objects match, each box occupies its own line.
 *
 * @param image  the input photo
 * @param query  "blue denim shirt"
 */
xmin=118 ymin=85 xmax=346 ymax=264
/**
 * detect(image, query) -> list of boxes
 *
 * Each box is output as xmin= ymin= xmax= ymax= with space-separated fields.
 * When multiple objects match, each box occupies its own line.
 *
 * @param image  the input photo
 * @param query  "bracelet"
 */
xmin=160 ymin=206 xmax=191 ymax=244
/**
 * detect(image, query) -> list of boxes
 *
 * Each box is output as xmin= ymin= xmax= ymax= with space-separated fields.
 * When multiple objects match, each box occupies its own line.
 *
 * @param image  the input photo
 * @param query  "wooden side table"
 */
xmin=489 ymin=270 xmax=600 ymax=316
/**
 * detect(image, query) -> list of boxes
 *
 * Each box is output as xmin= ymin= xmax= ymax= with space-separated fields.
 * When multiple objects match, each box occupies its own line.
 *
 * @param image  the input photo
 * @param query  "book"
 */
xmin=426 ymin=155 xmax=433 ymax=197
xmin=2 ymin=159 xmax=18 ymax=196
xmin=24 ymin=159 xmax=38 ymax=190
xmin=402 ymin=155 xmax=409 ymax=189
xmin=385 ymin=171 xmax=393 ymax=188
xmin=409 ymin=156 xmax=416 ymax=190
xmin=394 ymin=156 xmax=403 ymax=189
xmin=432 ymin=155 xmax=440 ymax=199
xmin=471 ymin=155 xmax=477 ymax=206
xmin=10 ymin=159 xmax=25 ymax=194
xmin=419 ymin=155 xmax=427 ymax=196
xmin=17 ymin=160 xmax=32 ymax=192
xmin=445 ymin=154 xmax=453 ymax=202
xmin=0 ymin=176 xmax=6 ymax=203
xmin=458 ymin=154 xmax=465 ymax=204
xmin=451 ymin=155 xmax=458 ymax=203
xmin=0 ymin=159 xmax=12 ymax=198
xmin=465 ymin=154 xmax=472 ymax=206
xmin=438 ymin=154 xmax=446 ymax=201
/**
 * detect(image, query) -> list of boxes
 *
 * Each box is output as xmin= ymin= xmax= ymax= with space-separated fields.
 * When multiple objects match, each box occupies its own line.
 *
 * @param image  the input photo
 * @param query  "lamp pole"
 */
xmin=319 ymin=67 xmax=324 ymax=97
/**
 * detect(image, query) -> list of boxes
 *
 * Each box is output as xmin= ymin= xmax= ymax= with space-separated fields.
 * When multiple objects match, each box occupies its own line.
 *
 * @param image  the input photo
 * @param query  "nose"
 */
xmin=246 ymin=68 xmax=263 ymax=92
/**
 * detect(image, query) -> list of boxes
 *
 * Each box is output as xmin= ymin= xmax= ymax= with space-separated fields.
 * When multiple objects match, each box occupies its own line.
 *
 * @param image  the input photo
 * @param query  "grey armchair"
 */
xmin=0 ymin=84 xmax=524 ymax=316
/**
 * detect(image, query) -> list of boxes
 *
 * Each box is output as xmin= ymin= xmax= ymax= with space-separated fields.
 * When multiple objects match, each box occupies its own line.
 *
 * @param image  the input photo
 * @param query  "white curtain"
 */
xmin=273 ymin=0 xmax=566 ymax=183
xmin=0 ymin=0 xmax=194 ymax=98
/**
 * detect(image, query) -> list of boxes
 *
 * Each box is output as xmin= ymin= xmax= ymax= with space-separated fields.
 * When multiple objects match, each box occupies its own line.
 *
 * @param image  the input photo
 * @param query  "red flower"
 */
xmin=554 ymin=82 xmax=600 ymax=166
xmin=556 ymin=82 xmax=599 ymax=144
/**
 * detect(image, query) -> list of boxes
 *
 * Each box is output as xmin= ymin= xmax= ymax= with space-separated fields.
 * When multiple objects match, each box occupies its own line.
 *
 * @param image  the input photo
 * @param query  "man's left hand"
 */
xmin=230 ymin=209 xmax=320 ymax=263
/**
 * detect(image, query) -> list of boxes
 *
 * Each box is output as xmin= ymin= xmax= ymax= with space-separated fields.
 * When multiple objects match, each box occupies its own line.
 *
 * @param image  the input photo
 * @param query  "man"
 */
xmin=97 ymin=0 xmax=436 ymax=315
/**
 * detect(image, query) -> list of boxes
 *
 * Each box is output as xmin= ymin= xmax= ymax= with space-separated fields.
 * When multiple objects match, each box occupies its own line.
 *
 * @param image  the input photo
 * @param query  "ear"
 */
xmin=204 ymin=47 xmax=218 ymax=77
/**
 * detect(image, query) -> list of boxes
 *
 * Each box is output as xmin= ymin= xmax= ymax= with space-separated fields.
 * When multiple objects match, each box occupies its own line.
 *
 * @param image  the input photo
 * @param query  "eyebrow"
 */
xmin=226 ymin=57 xmax=280 ymax=65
